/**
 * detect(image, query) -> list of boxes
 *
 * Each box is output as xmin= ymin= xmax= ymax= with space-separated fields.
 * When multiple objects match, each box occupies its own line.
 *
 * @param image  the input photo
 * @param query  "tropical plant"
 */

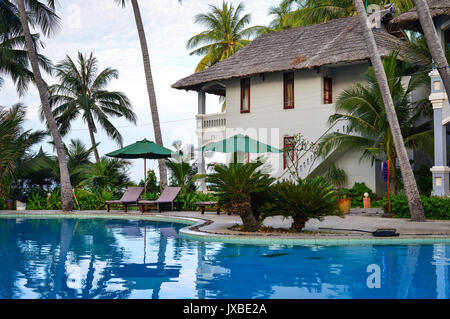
xmin=43 ymin=139 xmax=96 ymax=187
xmin=318 ymin=51 xmax=433 ymax=195
xmin=413 ymin=0 xmax=450 ymax=101
xmin=186 ymin=1 xmax=261 ymax=72
xmin=47 ymin=52 xmax=136 ymax=163
xmin=324 ymin=163 xmax=347 ymax=190
xmin=0 ymin=32 xmax=53 ymax=95
xmin=166 ymin=159 xmax=200 ymax=194
xmin=0 ymin=104 xmax=46 ymax=198
xmin=262 ymin=177 xmax=342 ymax=231
xmin=353 ymin=0 xmax=425 ymax=221
xmin=207 ymin=161 xmax=275 ymax=231
xmin=138 ymin=169 xmax=160 ymax=195
xmin=278 ymin=0 xmax=414 ymax=28
xmin=115 ymin=0 xmax=168 ymax=189
xmin=0 ymin=0 xmax=54 ymax=93
xmin=258 ymin=0 xmax=295 ymax=34
xmin=14 ymin=0 xmax=74 ymax=211
xmin=78 ymin=157 xmax=132 ymax=193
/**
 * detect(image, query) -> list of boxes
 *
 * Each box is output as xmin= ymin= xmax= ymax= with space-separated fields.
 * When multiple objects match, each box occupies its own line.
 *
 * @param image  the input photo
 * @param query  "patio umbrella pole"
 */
xmin=144 ymin=158 xmax=147 ymax=199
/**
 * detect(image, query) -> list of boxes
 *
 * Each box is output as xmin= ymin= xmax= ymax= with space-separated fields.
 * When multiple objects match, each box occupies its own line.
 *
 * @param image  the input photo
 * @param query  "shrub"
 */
xmin=378 ymin=195 xmax=450 ymax=220
xmin=262 ymin=177 xmax=342 ymax=231
xmin=207 ymin=161 xmax=275 ymax=231
xmin=0 ymin=197 xmax=5 ymax=210
xmin=338 ymin=182 xmax=377 ymax=207
xmin=175 ymin=191 xmax=218 ymax=211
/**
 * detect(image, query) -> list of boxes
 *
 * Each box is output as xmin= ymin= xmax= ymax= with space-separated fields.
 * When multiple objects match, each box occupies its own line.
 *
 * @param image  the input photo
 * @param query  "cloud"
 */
xmin=0 ymin=0 xmax=273 ymax=183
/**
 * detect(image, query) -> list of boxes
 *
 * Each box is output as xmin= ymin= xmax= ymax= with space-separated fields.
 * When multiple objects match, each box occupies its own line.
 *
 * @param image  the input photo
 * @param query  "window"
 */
xmin=283 ymin=72 xmax=294 ymax=109
xmin=323 ymin=77 xmax=333 ymax=104
xmin=240 ymin=78 xmax=250 ymax=113
xmin=283 ymin=136 xmax=295 ymax=170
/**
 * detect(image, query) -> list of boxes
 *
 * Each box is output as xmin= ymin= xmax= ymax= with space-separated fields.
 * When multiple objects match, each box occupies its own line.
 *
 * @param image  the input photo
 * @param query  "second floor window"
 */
xmin=324 ymin=77 xmax=333 ymax=104
xmin=241 ymin=78 xmax=250 ymax=113
xmin=283 ymin=72 xmax=294 ymax=109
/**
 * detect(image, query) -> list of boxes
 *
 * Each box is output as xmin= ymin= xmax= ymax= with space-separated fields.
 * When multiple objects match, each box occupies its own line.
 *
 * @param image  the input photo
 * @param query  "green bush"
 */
xmin=339 ymin=182 xmax=377 ymax=207
xmin=176 ymin=191 xmax=218 ymax=211
xmin=0 ymin=197 xmax=5 ymax=210
xmin=378 ymin=195 xmax=450 ymax=220
xmin=262 ymin=177 xmax=342 ymax=231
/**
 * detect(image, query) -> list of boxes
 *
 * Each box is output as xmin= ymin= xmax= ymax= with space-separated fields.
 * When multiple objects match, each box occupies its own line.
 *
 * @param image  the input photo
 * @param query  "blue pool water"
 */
xmin=0 ymin=218 xmax=449 ymax=299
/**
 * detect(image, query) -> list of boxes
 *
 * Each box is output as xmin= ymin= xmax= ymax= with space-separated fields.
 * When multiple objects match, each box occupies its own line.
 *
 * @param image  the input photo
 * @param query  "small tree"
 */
xmin=283 ymin=133 xmax=319 ymax=180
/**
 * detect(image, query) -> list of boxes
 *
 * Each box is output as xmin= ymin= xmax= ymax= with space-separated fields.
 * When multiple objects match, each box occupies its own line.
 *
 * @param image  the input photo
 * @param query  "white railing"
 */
xmin=196 ymin=112 xmax=226 ymax=129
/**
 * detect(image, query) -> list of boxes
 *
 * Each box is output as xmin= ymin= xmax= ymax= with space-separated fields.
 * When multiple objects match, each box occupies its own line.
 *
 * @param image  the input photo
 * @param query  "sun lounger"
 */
xmin=196 ymin=201 xmax=220 ymax=215
xmin=139 ymin=187 xmax=181 ymax=212
xmin=105 ymin=187 xmax=144 ymax=212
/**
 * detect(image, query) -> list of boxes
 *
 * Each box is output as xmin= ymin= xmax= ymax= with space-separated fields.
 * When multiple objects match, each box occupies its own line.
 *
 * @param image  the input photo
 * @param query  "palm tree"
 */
xmin=0 ymin=103 xmax=46 ymax=197
xmin=42 ymin=139 xmax=96 ymax=187
xmin=0 ymin=1 xmax=53 ymax=94
xmin=207 ymin=161 xmax=275 ymax=231
xmin=115 ymin=0 xmax=168 ymax=190
xmin=353 ymin=0 xmax=425 ymax=221
xmin=79 ymin=157 xmax=132 ymax=193
xmin=280 ymin=0 xmax=414 ymax=28
xmin=186 ymin=1 xmax=261 ymax=72
xmin=319 ymin=51 xmax=433 ymax=194
xmin=15 ymin=0 xmax=74 ymax=211
xmin=413 ymin=0 xmax=450 ymax=99
xmin=47 ymin=52 xmax=137 ymax=163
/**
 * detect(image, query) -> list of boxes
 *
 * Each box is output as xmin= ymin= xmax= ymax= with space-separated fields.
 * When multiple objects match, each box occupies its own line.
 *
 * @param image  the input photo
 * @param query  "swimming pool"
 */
xmin=0 ymin=217 xmax=448 ymax=299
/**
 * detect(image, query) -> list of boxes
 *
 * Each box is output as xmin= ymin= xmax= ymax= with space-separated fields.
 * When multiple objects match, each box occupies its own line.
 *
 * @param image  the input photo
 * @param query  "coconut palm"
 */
xmin=0 ymin=103 xmax=46 ymax=197
xmin=352 ymin=0 xmax=425 ymax=221
xmin=280 ymin=0 xmax=414 ymax=28
xmin=413 ymin=0 xmax=450 ymax=100
xmin=319 ymin=51 xmax=433 ymax=194
xmin=0 ymin=1 xmax=53 ymax=94
xmin=14 ymin=0 xmax=74 ymax=211
xmin=115 ymin=0 xmax=168 ymax=190
xmin=186 ymin=1 xmax=261 ymax=72
xmin=258 ymin=1 xmax=295 ymax=34
xmin=47 ymin=52 xmax=137 ymax=163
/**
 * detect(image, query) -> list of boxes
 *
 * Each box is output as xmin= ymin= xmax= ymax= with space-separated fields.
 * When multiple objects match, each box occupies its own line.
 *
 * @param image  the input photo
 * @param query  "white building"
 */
xmin=173 ymin=12 xmax=423 ymax=195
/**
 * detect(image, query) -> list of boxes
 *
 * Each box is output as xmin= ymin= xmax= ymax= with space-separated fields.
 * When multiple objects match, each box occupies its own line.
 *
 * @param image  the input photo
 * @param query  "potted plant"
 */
xmin=337 ymin=189 xmax=352 ymax=214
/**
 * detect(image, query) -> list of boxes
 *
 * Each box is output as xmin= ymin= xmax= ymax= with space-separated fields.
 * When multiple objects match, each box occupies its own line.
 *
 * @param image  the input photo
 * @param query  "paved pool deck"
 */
xmin=1 ymin=209 xmax=450 ymax=245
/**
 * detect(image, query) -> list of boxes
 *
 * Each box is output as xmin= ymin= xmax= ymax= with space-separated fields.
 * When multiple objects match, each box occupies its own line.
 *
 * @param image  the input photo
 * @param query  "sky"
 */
xmin=1 ymin=0 xmax=276 ymax=183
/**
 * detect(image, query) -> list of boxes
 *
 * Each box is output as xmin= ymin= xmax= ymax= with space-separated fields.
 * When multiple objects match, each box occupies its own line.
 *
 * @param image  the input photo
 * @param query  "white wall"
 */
xmin=223 ymin=62 xmax=378 ymax=189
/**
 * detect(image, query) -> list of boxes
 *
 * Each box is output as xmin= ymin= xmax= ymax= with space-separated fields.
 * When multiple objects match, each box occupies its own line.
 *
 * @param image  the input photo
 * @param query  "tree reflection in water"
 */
xmin=0 ymin=218 xmax=448 ymax=299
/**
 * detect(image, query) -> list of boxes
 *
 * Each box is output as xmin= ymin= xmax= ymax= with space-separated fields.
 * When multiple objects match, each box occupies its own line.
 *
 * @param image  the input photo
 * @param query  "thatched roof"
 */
xmin=172 ymin=16 xmax=408 ymax=95
xmin=390 ymin=0 xmax=450 ymax=32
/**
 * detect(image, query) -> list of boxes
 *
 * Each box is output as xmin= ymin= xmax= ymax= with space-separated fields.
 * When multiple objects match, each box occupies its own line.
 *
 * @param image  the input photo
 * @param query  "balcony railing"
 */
xmin=196 ymin=112 xmax=226 ymax=129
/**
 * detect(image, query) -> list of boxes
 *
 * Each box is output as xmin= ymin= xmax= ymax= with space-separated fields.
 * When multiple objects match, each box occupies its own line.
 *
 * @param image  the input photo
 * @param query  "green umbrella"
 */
xmin=106 ymin=139 xmax=174 ymax=198
xmin=200 ymin=134 xmax=283 ymax=154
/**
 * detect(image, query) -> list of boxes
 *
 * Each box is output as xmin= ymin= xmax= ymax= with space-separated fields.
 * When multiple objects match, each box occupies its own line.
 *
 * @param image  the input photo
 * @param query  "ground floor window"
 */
xmin=283 ymin=136 xmax=295 ymax=170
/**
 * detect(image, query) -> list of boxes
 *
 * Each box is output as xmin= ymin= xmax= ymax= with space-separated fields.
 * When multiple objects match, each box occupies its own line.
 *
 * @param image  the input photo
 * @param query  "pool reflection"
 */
xmin=0 ymin=218 xmax=448 ymax=299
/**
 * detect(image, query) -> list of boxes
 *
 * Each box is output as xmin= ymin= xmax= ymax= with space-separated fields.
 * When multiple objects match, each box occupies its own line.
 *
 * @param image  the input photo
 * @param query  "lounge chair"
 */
xmin=138 ymin=187 xmax=181 ymax=213
xmin=105 ymin=187 xmax=144 ymax=212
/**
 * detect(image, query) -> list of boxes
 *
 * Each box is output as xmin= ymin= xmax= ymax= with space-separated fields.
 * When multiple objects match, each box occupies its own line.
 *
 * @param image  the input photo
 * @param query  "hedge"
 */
xmin=378 ymin=195 xmax=450 ymax=220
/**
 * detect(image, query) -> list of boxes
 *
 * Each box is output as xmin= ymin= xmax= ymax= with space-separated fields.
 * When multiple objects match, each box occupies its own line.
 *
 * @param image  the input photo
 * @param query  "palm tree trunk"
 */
xmin=87 ymin=117 xmax=100 ymax=163
xmin=17 ymin=0 xmax=74 ymax=212
xmin=130 ymin=0 xmax=168 ymax=190
xmin=413 ymin=0 xmax=450 ymax=97
xmin=354 ymin=0 xmax=425 ymax=221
